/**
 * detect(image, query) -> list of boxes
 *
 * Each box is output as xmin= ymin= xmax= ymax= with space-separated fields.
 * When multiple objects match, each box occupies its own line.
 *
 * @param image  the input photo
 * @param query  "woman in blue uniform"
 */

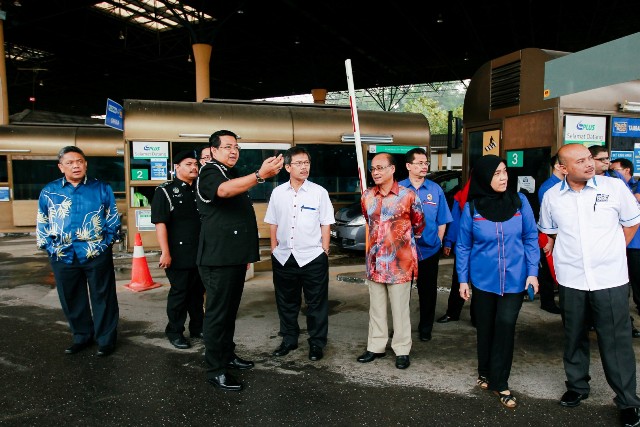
xmin=456 ymin=155 xmax=539 ymax=409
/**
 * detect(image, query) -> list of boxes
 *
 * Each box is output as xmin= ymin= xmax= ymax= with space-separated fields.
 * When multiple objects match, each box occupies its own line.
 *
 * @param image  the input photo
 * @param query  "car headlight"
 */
xmin=348 ymin=215 xmax=366 ymax=226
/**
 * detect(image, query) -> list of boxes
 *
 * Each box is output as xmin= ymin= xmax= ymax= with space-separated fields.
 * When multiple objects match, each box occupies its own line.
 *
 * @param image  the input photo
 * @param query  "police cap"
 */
xmin=173 ymin=149 xmax=198 ymax=165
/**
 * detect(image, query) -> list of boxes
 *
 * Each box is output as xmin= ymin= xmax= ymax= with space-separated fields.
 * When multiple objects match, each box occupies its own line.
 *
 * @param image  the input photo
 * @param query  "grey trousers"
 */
xmin=560 ymin=284 xmax=640 ymax=409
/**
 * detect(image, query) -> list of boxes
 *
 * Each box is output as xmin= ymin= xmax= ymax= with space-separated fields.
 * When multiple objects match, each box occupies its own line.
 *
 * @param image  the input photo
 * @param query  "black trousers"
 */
xmin=199 ymin=264 xmax=245 ymax=378
xmin=444 ymin=256 xmax=476 ymax=323
xmin=473 ymin=287 xmax=523 ymax=392
xmin=164 ymin=267 xmax=205 ymax=339
xmin=417 ymin=252 xmax=440 ymax=335
xmin=560 ymin=284 xmax=640 ymax=409
xmin=628 ymin=249 xmax=640 ymax=315
xmin=272 ymin=253 xmax=329 ymax=348
xmin=538 ymin=248 xmax=557 ymax=308
xmin=50 ymin=248 xmax=119 ymax=347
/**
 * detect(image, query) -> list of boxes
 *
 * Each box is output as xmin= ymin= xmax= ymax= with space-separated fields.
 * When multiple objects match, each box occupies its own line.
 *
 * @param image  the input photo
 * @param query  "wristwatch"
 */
xmin=255 ymin=170 xmax=265 ymax=183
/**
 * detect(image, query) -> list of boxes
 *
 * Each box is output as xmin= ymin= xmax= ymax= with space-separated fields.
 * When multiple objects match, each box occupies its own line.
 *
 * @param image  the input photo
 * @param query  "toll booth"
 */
xmin=122 ymin=98 xmax=430 ymax=251
xmin=0 ymin=100 xmax=430 ymax=247
xmin=463 ymin=48 xmax=640 ymax=213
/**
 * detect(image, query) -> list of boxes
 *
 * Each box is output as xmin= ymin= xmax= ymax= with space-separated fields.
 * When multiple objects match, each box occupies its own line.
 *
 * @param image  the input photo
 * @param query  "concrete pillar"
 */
xmin=192 ymin=43 xmax=212 ymax=102
xmin=0 ymin=19 xmax=10 ymax=124
xmin=311 ymin=88 xmax=327 ymax=104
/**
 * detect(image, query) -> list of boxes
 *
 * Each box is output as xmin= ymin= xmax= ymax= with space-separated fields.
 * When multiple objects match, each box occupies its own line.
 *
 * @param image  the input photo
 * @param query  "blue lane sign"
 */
xmin=105 ymin=98 xmax=124 ymax=131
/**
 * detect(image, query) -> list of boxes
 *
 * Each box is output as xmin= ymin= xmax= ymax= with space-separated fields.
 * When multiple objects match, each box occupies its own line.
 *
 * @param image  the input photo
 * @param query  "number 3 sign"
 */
xmin=506 ymin=150 xmax=523 ymax=167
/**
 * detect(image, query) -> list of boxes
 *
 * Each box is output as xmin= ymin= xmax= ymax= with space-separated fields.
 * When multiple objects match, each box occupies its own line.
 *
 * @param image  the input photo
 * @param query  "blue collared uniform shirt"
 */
xmin=399 ymin=177 xmax=452 ymax=260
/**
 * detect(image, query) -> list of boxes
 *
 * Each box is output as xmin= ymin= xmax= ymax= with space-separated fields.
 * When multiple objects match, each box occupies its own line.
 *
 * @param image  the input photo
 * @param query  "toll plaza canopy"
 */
xmin=3 ymin=0 xmax=640 ymax=117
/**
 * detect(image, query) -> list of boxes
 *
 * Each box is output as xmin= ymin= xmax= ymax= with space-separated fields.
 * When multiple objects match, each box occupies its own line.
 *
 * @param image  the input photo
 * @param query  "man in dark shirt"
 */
xmin=196 ymin=130 xmax=283 ymax=391
xmin=151 ymin=149 xmax=204 ymax=350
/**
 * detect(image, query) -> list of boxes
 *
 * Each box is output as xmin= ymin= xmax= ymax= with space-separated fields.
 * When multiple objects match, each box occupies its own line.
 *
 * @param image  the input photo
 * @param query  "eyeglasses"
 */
xmin=594 ymin=157 xmax=610 ymax=162
xmin=369 ymin=165 xmax=393 ymax=173
xmin=200 ymin=155 xmax=211 ymax=161
xmin=411 ymin=162 xmax=430 ymax=166
xmin=60 ymin=159 xmax=85 ymax=167
xmin=290 ymin=161 xmax=310 ymax=167
xmin=218 ymin=145 xmax=241 ymax=152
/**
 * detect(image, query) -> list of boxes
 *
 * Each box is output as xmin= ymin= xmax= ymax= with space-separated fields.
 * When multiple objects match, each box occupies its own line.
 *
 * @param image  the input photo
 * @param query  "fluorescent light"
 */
xmin=619 ymin=101 xmax=640 ymax=113
xmin=341 ymin=134 xmax=393 ymax=143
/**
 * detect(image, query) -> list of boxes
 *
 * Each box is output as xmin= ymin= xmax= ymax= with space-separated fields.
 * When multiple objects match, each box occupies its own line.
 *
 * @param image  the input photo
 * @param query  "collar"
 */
xmin=173 ymin=177 xmax=193 ymax=187
xmin=61 ymin=175 xmax=88 ymax=187
xmin=211 ymin=158 xmax=229 ymax=172
xmin=287 ymin=179 xmax=308 ymax=191
xmin=559 ymin=175 xmax=598 ymax=193
xmin=373 ymin=180 xmax=399 ymax=196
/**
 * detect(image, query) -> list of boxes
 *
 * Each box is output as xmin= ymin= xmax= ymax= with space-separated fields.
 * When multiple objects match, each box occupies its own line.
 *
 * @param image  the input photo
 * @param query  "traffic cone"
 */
xmin=124 ymin=233 xmax=163 ymax=292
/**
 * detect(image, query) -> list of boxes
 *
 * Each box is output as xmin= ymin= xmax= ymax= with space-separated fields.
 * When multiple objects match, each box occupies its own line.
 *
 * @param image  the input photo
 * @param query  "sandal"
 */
xmin=476 ymin=376 xmax=489 ymax=390
xmin=494 ymin=390 xmax=518 ymax=409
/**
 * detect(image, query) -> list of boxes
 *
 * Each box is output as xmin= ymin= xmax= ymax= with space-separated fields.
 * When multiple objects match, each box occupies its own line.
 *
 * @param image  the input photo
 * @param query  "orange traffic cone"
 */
xmin=124 ymin=233 xmax=163 ymax=292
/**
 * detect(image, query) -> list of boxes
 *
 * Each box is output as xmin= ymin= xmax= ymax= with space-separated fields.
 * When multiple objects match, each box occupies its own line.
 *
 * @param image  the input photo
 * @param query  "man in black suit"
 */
xmin=196 ymin=130 xmax=283 ymax=391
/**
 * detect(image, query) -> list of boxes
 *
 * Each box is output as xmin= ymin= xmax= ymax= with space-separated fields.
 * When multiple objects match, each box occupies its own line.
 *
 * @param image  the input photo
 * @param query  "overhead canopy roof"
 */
xmin=3 ymin=0 xmax=640 ymax=116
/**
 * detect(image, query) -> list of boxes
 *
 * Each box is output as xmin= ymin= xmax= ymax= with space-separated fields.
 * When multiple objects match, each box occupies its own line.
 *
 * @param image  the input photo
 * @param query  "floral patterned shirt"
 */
xmin=361 ymin=181 xmax=425 ymax=284
xmin=37 ymin=176 xmax=120 ymax=264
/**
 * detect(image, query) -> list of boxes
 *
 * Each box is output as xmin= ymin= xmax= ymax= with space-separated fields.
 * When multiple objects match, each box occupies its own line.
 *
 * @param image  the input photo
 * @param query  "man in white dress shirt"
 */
xmin=538 ymin=143 xmax=640 ymax=427
xmin=264 ymin=147 xmax=335 ymax=361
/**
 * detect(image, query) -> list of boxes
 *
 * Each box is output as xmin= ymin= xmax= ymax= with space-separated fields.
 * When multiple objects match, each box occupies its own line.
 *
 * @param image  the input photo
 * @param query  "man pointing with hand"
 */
xmin=196 ymin=130 xmax=283 ymax=392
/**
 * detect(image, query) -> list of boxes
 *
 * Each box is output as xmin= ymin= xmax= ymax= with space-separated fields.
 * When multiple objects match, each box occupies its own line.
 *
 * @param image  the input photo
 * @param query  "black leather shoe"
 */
xmin=357 ymin=350 xmax=386 ymax=363
xmin=207 ymin=373 xmax=243 ymax=391
xmin=191 ymin=331 xmax=204 ymax=339
xmin=65 ymin=340 xmax=93 ymax=355
xmin=309 ymin=345 xmax=323 ymax=361
xmin=559 ymin=390 xmax=589 ymax=407
xmin=436 ymin=314 xmax=459 ymax=323
xmin=96 ymin=345 xmax=115 ymax=357
xmin=419 ymin=332 xmax=432 ymax=342
xmin=227 ymin=354 xmax=255 ymax=370
xmin=541 ymin=304 xmax=562 ymax=314
xmin=272 ymin=342 xmax=298 ymax=357
xmin=395 ymin=355 xmax=410 ymax=369
xmin=169 ymin=336 xmax=191 ymax=349
xmin=621 ymin=407 xmax=640 ymax=427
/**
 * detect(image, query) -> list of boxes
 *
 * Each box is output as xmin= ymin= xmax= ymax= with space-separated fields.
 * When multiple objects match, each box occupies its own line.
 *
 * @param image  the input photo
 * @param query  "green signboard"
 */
xmin=506 ymin=150 xmax=523 ymax=167
xmin=131 ymin=169 xmax=149 ymax=180
xmin=373 ymin=145 xmax=424 ymax=154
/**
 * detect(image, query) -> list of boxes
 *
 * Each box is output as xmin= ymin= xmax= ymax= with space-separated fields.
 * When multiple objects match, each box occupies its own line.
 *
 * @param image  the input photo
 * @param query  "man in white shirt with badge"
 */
xmin=264 ymin=147 xmax=335 ymax=361
xmin=538 ymin=143 xmax=640 ymax=427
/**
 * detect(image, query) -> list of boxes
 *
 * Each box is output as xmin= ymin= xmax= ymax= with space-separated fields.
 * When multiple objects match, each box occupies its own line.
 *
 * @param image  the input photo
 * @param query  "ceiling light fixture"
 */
xmin=39 ymin=80 xmax=44 ymax=87
xmin=13 ymin=0 xmax=22 ymax=6
xmin=119 ymin=30 xmax=125 ymax=40
xmin=464 ymin=52 xmax=469 ymax=61
xmin=187 ymin=54 xmax=192 ymax=63
xmin=436 ymin=14 xmax=443 ymax=23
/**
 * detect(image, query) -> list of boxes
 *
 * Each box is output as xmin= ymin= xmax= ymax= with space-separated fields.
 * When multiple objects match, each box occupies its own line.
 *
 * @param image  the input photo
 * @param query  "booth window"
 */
xmin=12 ymin=157 xmax=124 ymax=200
xmin=0 ymin=155 xmax=7 ymax=182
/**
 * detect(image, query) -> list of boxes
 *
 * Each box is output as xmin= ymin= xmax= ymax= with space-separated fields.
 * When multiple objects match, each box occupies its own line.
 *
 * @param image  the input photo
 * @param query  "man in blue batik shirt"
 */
xmin=37 ymin=146 xmax=121 ymax=357
xmin=399 ymin=147 xmax=452 ymax=342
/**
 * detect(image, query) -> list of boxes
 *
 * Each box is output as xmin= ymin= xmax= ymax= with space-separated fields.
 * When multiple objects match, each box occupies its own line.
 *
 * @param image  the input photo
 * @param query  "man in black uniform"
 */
xmin=151 ymin=149 xmax=204 ymax=350
xmin=196 ymin=130 xmax=283 ymax=391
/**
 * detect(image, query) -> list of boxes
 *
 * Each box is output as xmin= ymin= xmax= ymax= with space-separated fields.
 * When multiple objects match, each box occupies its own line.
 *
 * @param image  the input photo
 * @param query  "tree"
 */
xmin=402 ymin=97 xmax=463 ymax=135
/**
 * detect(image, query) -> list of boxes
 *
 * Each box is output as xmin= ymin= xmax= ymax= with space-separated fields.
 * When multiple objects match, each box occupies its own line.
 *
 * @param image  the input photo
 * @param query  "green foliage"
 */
xmin=402 ymin=98 xmax=463 ymax=135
